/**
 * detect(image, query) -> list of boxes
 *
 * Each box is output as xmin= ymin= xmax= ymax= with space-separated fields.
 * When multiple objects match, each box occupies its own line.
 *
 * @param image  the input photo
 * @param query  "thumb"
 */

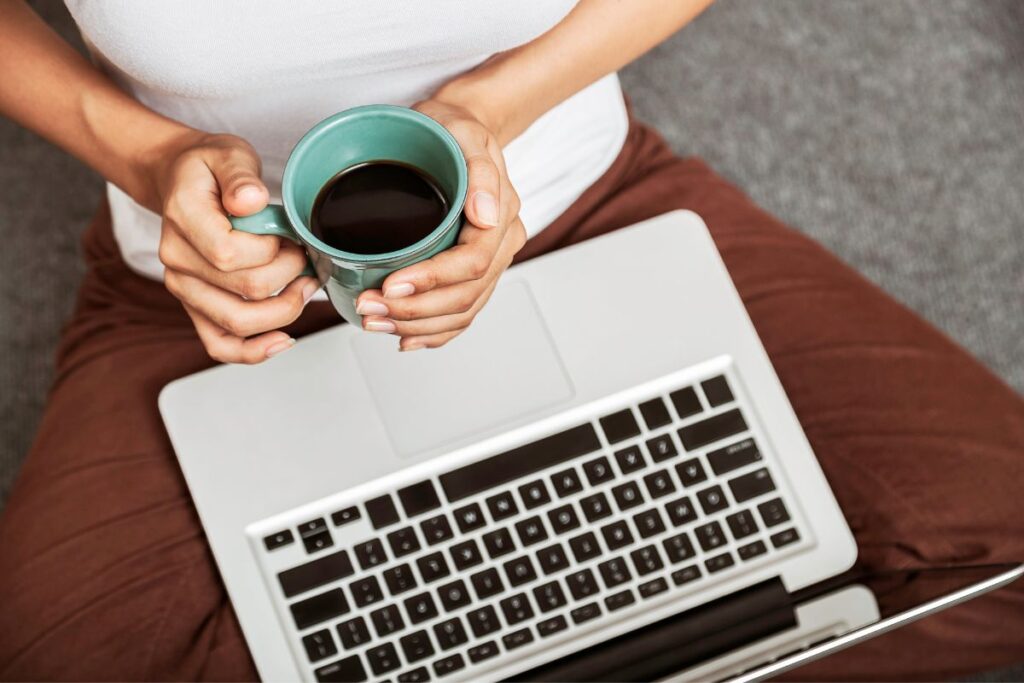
xmin=212 ymin=147 xmax=269 ymax=218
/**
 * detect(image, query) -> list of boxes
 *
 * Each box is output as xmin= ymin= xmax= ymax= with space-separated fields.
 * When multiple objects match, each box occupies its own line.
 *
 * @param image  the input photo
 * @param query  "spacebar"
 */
xmin=439 ymin=423 xmax=601 ymax=502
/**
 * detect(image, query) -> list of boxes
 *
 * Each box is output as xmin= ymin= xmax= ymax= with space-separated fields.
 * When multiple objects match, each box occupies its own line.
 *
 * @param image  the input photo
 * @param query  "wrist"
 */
xmin=432 ymin=63 xmax=520 ymax=147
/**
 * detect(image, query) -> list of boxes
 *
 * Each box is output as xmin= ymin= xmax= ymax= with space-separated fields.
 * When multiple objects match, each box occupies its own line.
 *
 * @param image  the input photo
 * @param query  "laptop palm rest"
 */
xmin=350 ymin=279 xmax=575 ymax=459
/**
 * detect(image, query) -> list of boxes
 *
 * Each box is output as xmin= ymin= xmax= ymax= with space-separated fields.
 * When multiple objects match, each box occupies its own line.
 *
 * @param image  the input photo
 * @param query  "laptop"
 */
xmin=159 ymin=210 xmax=1022 ymax=682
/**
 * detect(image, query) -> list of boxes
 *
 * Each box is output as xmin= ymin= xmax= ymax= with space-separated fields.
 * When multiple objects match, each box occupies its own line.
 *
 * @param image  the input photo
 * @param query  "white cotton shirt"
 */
xmin=63 ymin=1 xmax=629 ymax=282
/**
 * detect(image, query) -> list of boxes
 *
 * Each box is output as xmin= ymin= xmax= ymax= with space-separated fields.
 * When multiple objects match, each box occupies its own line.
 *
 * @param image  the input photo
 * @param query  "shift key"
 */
xmin=728 ymin=468 xmax=776 ymax=503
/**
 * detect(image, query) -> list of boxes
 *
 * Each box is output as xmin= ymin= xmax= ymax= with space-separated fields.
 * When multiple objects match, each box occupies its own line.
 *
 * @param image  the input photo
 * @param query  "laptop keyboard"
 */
xmin=252 ymin=365 xmax=807 ymax=682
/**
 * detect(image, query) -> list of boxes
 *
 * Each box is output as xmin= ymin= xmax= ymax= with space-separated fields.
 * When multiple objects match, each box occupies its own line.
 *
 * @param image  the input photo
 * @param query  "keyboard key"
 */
xmin=354 ymin=539 xmax=387 ymax=570
xmin=383 ymin=563 xmax=417 ymax=596
xmin=601 ymin=520 xmax=634 ymax=550
xmin=705 ymin=552 xmax=736 ymax=573
xmin=642 ymin=577 xmax=672 ymax=601
xmin=367 ymin=642 xmax=401 ymax=676
xmin=438 ymin=579 xmax=471 ymax=612
xmin=701 ymin=375 xmax=734 ymax=407
xmin=643 ymin=469 xmax=677 ymax=499
xmin=303 ymin=531 xmax=334 ymax=554
xmin=420 ymin=514 xmax=454 ymax=545
xmin=665 ymin=496 xmax=699 ymax=527
xmin=298 ymin=517 xmax=328 ymax=537
xmin=537 ymin=615 xmax=569 ymax=637
xmin=662 ymin=532 xmax=697 ymax=563
xmin=726 ymin=509 xmax=759 ymax=540
xmin=771 ymin=527 xmax=801 ymax=548
xmin=582 ymin=456 xmax=615 ymax=486
xmin=605 ymin=589 xmax=636 ymax=612
xmin=571 ymin=602 xmax=602 ymax=624
xmin=398 ymin=667 xmax=430 ymax=682
xmin=695 ymin=521 xmax=727 ymax=551
xmin=515 ymin=515 xmax=549 ymax=547
xmin=551 ymin=467 xmax=584 ymax=498
xmin=630 ymin=544 xmax=665 ymax=576
xmin=579 ymin=492 xmax=613 ymax=523
xmin=365 ymin=494 xmax=400 ymax=529
xmin=611 ymin=481 xmax=644 ymax=511
xmin=331 ymin=506 xmax=361 ymax=527
xmin=533 ymin=580 xmax=567 ymax=612
xmin=566 ymin=568 xmax=600 ymax=600
xmin=453 ymin=503 xmax=486 ymax=533
xmin=387 ymin=527 xmax=421 ymax=558
xmin=291 ymin=588 xmax=350 ymax=630
xmin=500 ymin=592 xmax=534 ymax=624
xmin=482 ymin=527 xmax=515 ymax=559
xmin=467 ymin=640 xmax=500 ymax=663
xmin=633 ymin=508 xmax=667 ymax=538
xmin=397 ymin=480 xmax=442 ymax=518
xmin=738 ymin=540 xmax=768 ymax=561
xmin=502 ymin=627 xmax=535 ymax=651
xmin=399 ymin=630 xmax=435 ymax=663
xmin=433 ymin=653 xmax=465 ymax=677
xmin=547 ymin=504 xmax=581 ymax=534
xmin=707 ymin=438 xmax=762 ymax=475
xmin=486 ymin=491 xmax=518 ymax=521
xmin=470 ymin=568 xmax=504 ymax=600
xmin=350 ymin=576 xmax=383 ymax=608
xmin=519 ymin=480 xmax=551 ymax=509
xmin=467 ymin=605 xmax=501 ymax=637
xmin=416 ymin=551 xmax=450 ymax=583
xmin=598 ymin=556 xmax=632 ymax=588
xmin=278 ymin=550 xmax=355 ymax=598
xmin=432 ymin=616 xmax=468 ymax=649
xmin=758 ymin=498 xmax=792 ymax=528
xmin=729 ymin=468 xmax=776 ymax=503
xmin=314 ymin=655 xmax=366 ymax=683
xmin=646 ymin=433 xmax=679 ymax=463
xmin=449 ymin=539 xmax=482 ymax=571
xmin=264 ymin=529 xmax=294 ymax=551
xmin=370 ymin=604 xmax=405 ymax=638
xmin=536 ymin=543 xmax=570 ymax=575
xmin=504 ymin=555 xmax=537 ymax=587
xmin=404 ymin=592 xmax=439 ymax=624
xmin=675 ymin=458 xmax=708 ymax=487
xmin=697 ymin=485 xmax=730 ymax=515
xmin=671 ymin=564 xmax=702 ymax=586
xmin=599 ymin=408 xmax=641 ymax=443
xmin=568 ymin=531 xmax=602 ymax=563
xmin=303 ymin=629 xmax=338 ymax=663
xmin=615 ymin=445 xmax=646 ymax=474
xmin=639 ymin=397 xmax=673 ymax=430
xmin=669 ymin=386 xmax=702 ymax=419
xmin=679 ymin=408 xmax=748 ymax=451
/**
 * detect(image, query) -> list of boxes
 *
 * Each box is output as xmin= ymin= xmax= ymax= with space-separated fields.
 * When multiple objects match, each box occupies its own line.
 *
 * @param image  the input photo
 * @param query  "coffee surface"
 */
xmin=310 ymin=161 xmax=449 ymax=254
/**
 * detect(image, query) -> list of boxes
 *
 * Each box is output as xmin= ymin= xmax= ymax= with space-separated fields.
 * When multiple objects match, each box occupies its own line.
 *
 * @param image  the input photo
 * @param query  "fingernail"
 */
xmin=384 ymin=282 xmax=415 ymax=299
xmin=365 ymin=319 xmax=397 ymax=333
xmin=302 ymin=280 xmax=321 ymax=304
xmin=266 ymin=338 xmax=296 ymax=358
xmin=356 ymin=300 xmax=389 ymax=316
xmin=401 ymin=340 xmax=425 ymax=352
xmin=235 ymin=184 xmax=262 ymax=200
xmin=473 ymin=192 xmax=499 ymax=227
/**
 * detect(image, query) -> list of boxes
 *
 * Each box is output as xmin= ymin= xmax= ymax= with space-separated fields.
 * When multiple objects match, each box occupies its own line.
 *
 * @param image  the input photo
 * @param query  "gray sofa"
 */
xmin=1 ymin=0 xmax=1021 ymax=678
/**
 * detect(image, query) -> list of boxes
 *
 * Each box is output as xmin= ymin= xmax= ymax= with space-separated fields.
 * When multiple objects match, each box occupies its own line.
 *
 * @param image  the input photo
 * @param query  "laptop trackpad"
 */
xmin=351 ymin=280 xmax=574 ymax=459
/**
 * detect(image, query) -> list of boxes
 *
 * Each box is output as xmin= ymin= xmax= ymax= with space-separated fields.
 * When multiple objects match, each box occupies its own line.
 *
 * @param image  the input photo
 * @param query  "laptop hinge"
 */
xmin=506 ymin=577 xmax=795 ymax=682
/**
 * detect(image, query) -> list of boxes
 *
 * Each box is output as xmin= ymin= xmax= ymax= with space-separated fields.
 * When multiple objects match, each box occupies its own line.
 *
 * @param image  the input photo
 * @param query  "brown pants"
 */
xmin=1 ymin=119 xmax=1022 ymax=682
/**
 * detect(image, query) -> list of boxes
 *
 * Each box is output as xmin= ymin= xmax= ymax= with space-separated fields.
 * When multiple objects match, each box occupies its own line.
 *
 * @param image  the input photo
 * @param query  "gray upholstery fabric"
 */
xmin=0 ymin=0 xmax=1021 ymax=677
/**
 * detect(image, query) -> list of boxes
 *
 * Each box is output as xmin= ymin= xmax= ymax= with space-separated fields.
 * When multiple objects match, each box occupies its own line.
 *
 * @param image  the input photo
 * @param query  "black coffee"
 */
xmin=310 ymin=161 xmax=449 ymax=254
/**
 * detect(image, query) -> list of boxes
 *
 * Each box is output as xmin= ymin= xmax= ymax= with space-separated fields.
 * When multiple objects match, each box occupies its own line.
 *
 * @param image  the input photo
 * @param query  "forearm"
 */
xmin=435 ymin=0 xmax=714 ymax=146
xmin=0 ymin=1 xmax=196 ymax=210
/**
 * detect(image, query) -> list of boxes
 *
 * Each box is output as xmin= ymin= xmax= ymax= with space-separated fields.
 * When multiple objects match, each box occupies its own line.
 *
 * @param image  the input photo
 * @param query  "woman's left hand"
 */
xmin=353 ymin=99 xmax=526 ymax=351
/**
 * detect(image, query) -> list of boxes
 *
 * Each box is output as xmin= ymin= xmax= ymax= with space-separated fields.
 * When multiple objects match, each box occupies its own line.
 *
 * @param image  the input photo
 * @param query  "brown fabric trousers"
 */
xmin=1 ymin=119 xmax=1022 ymax=681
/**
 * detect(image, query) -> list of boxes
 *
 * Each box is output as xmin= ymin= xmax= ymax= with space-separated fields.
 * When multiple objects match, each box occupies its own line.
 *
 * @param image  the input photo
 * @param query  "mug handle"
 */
xmin=228 ymin=205 xmax=316 ymax=277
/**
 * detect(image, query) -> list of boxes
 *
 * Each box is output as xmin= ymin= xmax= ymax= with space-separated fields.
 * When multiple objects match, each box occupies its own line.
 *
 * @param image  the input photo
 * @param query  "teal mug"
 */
xmin=229 ymin=105 xmax=468 ymax=325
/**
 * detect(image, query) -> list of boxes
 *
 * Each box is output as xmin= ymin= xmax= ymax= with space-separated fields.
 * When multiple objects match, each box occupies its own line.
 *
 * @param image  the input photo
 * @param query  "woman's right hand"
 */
xmin=151 ymin=132 xmax=320 ymax=364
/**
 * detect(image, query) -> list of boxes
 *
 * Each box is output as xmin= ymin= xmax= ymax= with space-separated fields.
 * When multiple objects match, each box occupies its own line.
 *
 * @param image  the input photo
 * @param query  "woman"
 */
xmin=1 ymin=1 xmax=1022 ymax=680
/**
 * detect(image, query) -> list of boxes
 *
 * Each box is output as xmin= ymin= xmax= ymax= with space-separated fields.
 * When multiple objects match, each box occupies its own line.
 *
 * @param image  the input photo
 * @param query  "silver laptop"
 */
xmin=160 ymin=211 xmax=1021 ymax=682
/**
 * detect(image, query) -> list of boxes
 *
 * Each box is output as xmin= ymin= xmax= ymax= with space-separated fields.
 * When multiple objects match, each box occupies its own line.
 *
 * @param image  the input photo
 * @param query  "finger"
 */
xmin=464 ymin=151 xmax=501 ymax=229
xmin=166 ymin=270 xmax=318 ymax=338
xmin=207 ymin=140 xmax=271 ymax=218
xmin=399 ymin=328 xmax=463 ymax=352
xmin=182 ymin=303 xmax=294 ymax=364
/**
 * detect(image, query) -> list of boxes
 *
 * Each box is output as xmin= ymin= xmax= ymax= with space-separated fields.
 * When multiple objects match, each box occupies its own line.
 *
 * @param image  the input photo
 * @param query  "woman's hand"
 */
xmin=354 ymin=99 xmax=527 ymax=351
xmin=152 ymin=132 xmax=319 ymax=364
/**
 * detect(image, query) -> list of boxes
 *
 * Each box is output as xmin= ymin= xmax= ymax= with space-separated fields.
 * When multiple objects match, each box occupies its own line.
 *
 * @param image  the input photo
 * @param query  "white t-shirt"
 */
xmin=64 ymin=0 xmax=628 ymax=281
